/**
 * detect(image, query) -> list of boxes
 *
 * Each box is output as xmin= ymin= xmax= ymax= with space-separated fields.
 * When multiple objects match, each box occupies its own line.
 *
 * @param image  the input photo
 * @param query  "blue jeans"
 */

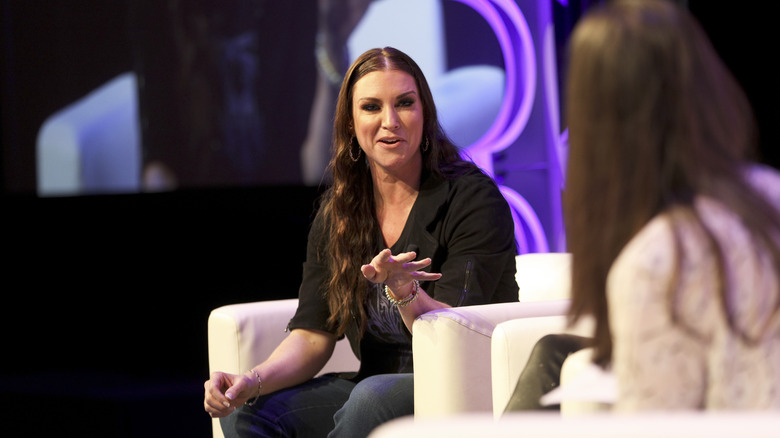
xmin=220 ymin=373 xmax=414 ymax=438
xmin=329 ymin=374 xmax=414 ymax=438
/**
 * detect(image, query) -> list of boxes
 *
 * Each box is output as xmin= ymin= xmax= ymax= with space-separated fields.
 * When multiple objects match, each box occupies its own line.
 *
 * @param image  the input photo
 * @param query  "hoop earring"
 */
xmin=422 ymin=137 xmax=430 ymax=153
xmin=349 ymin=137 xmax=361 ymax=162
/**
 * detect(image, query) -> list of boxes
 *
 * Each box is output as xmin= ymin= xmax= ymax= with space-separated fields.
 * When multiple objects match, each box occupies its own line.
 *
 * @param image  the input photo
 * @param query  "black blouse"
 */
xmin=288 ymin=168 xmax=519 ymax=381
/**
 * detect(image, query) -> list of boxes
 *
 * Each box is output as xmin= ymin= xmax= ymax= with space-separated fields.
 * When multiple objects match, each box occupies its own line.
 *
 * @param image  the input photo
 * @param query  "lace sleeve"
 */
xmin=607 ymin=215 xmax=707 ymax=410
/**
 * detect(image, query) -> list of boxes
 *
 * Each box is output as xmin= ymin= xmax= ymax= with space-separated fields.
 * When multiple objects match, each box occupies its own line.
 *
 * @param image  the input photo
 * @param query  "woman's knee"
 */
xmin=342 ymin=374 xmax=414 ymax=416
xmin=532 ymin=334 xmax=589 ymax=363
xmin=330 ymin=374 xmax=414 ymax=438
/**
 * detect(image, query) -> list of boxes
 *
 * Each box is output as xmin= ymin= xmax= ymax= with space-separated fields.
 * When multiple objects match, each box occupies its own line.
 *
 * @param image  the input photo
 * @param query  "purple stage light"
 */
xmin=455 ymin=0 xmax=537 ymax=163
xmin=452 ymin=0 xmax=551 ymax=252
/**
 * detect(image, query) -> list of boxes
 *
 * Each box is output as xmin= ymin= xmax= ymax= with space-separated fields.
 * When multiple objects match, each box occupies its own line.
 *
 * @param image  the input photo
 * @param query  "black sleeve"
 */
xmin=287 ymin=210 xmax=335 ymax=334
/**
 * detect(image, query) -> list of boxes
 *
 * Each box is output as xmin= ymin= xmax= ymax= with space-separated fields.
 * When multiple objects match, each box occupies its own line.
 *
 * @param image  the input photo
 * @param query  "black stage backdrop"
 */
xmin=1 ymin=1 xmax=777 ymax=437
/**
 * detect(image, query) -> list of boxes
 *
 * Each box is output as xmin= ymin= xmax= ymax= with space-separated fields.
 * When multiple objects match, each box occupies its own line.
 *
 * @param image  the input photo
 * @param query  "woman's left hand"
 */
xmin=361 ymin=248 xmax=442 ymax=293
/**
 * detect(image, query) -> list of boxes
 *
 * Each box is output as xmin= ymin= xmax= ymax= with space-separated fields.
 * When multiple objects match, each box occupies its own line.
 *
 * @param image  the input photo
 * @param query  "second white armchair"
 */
xmin=413 ymin=252 xmax=588 ymax=418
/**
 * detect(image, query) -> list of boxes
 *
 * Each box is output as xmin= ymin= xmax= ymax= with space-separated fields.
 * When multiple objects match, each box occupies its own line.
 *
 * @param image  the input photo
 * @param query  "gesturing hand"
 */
xmin=360 ymin=248 xmax=442 ymax=293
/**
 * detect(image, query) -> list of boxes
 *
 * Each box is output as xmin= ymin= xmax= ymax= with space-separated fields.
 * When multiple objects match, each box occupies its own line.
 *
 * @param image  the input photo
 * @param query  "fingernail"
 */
xmin=223 ymin=401 xmax=231 ymax=408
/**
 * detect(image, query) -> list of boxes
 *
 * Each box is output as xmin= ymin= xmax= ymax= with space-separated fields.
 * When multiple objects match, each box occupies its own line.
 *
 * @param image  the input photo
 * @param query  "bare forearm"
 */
xmin=252 ymin=329 xmax=336 ymax=395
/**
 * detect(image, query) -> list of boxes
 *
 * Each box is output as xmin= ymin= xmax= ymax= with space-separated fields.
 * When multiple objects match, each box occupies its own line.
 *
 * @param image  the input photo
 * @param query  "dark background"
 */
xmin=1 ymin=1 xmax=777 ymax=437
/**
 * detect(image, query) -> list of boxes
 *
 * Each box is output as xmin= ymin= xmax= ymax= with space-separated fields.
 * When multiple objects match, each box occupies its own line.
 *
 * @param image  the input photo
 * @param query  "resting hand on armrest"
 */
xmin=203 ymin=328 xmax=336 ymax=417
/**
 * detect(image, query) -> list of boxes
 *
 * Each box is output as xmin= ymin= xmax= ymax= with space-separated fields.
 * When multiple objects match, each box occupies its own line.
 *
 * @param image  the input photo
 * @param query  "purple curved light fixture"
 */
xmin=451 ymin=0 xmax=549 ymax=253
xmin=455 ymin=0 xmax=537 ymax=160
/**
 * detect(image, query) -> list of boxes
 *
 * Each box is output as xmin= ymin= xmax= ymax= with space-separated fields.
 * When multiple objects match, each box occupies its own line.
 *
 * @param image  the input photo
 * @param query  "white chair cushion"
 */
xmin=515 ymin=252 xmax=572 ymax=302
xmin=369 ymin=412 xmax=780 ymax=438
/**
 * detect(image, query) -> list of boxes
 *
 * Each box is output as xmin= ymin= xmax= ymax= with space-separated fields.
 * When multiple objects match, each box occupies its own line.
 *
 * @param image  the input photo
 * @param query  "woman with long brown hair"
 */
xmin=506 ymin=0 xmax=780 ymax=412
xmin=205 ymin=46 xmax=518 ymax=436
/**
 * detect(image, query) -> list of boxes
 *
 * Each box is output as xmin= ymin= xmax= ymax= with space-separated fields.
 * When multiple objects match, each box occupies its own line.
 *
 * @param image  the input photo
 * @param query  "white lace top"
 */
xmin=607 ymin=164 xmax=780 ymax=411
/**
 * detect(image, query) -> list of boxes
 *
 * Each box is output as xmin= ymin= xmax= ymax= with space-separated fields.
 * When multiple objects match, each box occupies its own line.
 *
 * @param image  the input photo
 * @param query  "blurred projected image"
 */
xmin=35 ymin=0 xmax=506 ymax=195
xmin=138 ymin=0 xmax=503 ymax=191
xmin=133 ymin=0 xmax=319 ymax=191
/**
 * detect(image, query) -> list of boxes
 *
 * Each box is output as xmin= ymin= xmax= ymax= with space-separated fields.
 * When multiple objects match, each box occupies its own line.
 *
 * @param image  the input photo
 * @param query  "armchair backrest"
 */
xmin=515 ymin=252 xmax=572 ymax=302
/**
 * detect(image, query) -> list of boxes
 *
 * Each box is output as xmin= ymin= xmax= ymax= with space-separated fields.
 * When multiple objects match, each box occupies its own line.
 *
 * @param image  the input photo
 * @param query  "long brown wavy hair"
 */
xmin=564 ymin=0 xmax=780 ymax=366
xmin=317 ymin=47 xmax=477 ymax=337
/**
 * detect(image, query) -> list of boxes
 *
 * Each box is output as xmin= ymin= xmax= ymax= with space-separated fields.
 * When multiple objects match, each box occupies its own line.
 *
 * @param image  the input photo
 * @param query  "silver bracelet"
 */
xmin=384 ymin=280 xmax=420 ymax=307
xmin=245 ymin=369 xmax=263 ymax=406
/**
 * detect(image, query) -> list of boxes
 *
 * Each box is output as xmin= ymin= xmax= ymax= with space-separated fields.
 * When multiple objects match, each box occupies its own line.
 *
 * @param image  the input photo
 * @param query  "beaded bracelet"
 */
xmin=384 ymin=280 xmax=421 ymax=307
xmin=245 ymin=369 xmax=263 ymax=406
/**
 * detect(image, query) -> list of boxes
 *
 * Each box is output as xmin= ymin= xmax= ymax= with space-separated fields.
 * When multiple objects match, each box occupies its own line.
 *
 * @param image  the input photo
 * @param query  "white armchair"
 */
xmin=413 ymin=252 xmax=579 ymax=417
xmin=207 ymin=300 xmax=360 ymax=438
xmin=489 ymin=313 xmax=595 ymax=417
xmin=207 ymin=252 xmax=575 ymax=436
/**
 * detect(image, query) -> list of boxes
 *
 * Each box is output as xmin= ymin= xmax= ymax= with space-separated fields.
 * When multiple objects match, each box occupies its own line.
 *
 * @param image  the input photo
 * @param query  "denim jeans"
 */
xmin=220 ymin=373 xmax=414 ymax=438
xmin=329 ymin=373 xmax=414 ymax=438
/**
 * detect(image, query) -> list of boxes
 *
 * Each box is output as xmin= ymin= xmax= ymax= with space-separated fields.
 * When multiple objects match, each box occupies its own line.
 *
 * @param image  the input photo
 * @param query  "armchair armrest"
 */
xmin=555 ymin=347 xmax=615 ymax=414
xmin=208 ymin=299 xmax=360 ymax=376
xmin=208 ymin=299 xmax=298 ymax=376
xmin=207 ymin=299 xmax=359 ymax=438
xmin=412 ymin=299 xmax=571 ymax=417
xmin=490 ymin=315 xmax=594 ymax=416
